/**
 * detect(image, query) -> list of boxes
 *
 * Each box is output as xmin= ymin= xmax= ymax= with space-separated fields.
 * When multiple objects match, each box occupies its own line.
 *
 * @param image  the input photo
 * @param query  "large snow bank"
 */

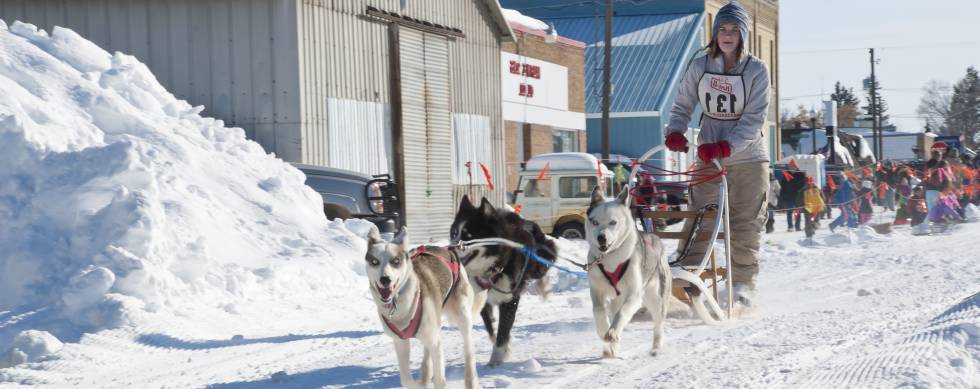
xmin=0 ymin=20 xmax=367 ymax=353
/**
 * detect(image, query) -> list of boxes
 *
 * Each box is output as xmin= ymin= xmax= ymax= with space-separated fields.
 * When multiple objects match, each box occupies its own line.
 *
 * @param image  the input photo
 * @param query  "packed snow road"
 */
xmin=2 ymin=223 xmax=977 ymax=388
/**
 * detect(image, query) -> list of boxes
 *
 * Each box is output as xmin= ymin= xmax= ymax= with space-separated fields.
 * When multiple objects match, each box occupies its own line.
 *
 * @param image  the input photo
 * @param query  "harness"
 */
xmin=597 ymin=260 xmax=630 ymax=296
xmin=381 ymin=286 xmax=424 ymax=340
xmin=379 ymin=246 xmax=461 ymax=340
xmin=413 ymin=246 xmax=461 ymax=305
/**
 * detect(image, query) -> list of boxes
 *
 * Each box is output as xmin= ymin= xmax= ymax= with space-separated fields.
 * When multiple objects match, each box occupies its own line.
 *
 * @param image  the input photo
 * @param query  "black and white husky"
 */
xmin=585 ymin=187 xmax=671 ymax=358
xmin=366 ymin=226 xmax=479 ymax=389
xmin=450 ymin=196 xmax=556 ymax=367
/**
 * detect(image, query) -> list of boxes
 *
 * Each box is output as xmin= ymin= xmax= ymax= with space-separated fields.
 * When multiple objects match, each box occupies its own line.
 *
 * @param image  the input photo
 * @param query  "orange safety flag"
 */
xmin=878 ymin=183 xmax=887 ymax=199
xmin=782 ymin=170 xmax=793 ymax=181
xmin=536 ymin=162 xmax=552 ymax=181
xmin=788 ymin=159 xmax=800 ymax=170
xmin=827 ymin=174 xmax=837 ymax=190
xmin=846 ymin=171 xmax=858 ymax=180
xmin=479 ymin=162 xmax=494 ymax=191
xmin=862 ymin=167 xmax=872 ymax=177
xmin=513 ymin=204 xmax=522 ymax=214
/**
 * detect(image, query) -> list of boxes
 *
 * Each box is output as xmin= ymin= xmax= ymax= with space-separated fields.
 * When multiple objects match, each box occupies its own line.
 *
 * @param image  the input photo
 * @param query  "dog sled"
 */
xmin=627 ymin=145 xmax=736 ymax=321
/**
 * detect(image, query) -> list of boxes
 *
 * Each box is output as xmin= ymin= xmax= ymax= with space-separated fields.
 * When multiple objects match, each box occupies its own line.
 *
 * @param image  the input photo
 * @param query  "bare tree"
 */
xmin=916 ymin=79 xmax=952 ymax=131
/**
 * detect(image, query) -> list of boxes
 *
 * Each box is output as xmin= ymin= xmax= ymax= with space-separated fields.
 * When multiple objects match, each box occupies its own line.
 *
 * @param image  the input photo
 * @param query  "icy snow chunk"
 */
xmin=964 ymin=204 xmax=980 ymax=222
xmin=493 ymin=377 xmax=514 ymax=387
xmin=61 ymin=266 xmax=116 ymax=311
xmin=522 ymin=358 xmax=543 ymax=373
xmin=0 ymin=330 xmax=63 ymax=368
xmin=857 ymin=289 xmax=872 ymax=297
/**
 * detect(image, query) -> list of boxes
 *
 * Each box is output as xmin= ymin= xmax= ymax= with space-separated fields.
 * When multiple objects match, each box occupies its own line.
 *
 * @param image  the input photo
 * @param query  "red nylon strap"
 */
xmin=382 ymin=287 xmax=424 ymax=340
xmin=412 ymin=246 xmax=460 ymax=305
xmin=597 ymin=260 xmax=630 ymax=296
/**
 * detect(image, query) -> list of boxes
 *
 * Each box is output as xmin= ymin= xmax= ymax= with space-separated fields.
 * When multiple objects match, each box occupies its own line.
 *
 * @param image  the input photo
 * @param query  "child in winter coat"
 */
xmin=829 ymin=176 xmax=857 ymax=232
xmin=857 ymin=180 xmax=875 ymax=224
xmin=928 ymin=182 xmax=966 ymax=224
xmin=801 ymin=177 xmax=825 ymax=238
xmin=908 ymin=186 xmax=929 ymax=226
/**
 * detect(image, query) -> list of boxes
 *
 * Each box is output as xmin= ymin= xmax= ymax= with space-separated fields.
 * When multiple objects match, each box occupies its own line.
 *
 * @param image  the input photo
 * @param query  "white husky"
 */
xmin=366 ymin=226 xmax=478 ymax=389
xmin=585 ymin=187 xmax=671 ymax=358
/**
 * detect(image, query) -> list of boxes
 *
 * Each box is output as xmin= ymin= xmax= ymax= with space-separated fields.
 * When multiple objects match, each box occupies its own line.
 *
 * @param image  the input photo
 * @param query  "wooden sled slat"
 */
xmin=641 ymin=210 xmax=718 ymax=220
xmin=671 ymin=265 xmax=728 ymax=303
xmin=652 ymin=231 xmax=726 ymax=241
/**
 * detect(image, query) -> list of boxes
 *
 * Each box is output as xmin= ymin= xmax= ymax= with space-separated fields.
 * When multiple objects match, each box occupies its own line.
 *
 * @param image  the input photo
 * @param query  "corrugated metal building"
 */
xmin=500 ymin=0 xmax=780 ymax=171
xmin=1 ymin=0 xmax=515 ymax=243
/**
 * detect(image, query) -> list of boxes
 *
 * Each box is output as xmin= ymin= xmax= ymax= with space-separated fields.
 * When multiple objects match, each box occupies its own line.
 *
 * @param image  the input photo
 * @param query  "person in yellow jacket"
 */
xmin=800 ymin=176 xmax=826 ymax=238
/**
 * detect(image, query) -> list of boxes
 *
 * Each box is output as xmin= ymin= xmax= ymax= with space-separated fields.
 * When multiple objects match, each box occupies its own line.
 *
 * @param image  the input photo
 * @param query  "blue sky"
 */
xmin=779 ymin=0 xmax=980 ymax=132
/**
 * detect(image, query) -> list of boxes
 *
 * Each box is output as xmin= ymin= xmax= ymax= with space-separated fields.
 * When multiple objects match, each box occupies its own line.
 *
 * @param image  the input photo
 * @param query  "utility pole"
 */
xmin=601 ymin=0 xmax=612 ymax=162
xmin=869 ymin=48 xmax=879 ymax=160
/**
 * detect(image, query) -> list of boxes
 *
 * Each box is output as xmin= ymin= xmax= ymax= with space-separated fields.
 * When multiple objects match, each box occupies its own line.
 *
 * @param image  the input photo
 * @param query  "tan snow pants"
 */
xmin=677 ymin=161 xmax=769 ymax=287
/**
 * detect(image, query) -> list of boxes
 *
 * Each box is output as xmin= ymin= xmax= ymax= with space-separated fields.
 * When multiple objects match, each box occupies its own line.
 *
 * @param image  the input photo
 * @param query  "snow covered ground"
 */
xmin=0 ymin=19 xmax=978 ymax=389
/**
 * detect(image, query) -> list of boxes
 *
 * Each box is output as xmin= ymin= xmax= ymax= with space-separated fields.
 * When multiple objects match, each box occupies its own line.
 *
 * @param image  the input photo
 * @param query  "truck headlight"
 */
xmin=368 ymin=181 xmax=384 ymax=214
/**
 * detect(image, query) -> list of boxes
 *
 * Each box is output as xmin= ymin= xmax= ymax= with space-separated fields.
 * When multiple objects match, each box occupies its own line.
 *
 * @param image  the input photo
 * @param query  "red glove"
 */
xmin=664 ymin=132 xmax=689 ymax=152
xmin=696 ymin=141 xmax=732 ymax=163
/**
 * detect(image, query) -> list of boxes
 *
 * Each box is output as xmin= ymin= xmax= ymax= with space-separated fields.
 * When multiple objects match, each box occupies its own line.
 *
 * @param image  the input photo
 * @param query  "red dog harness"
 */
xmin=413 ymin=246 xmax=461 ymax=305
xmin=382 ymin=287 xmax=424 ymax=340
xmin=381 ymin=246 xmax=461 ymax=340
xmin=597 ymin=260 xmax=630 ymax=296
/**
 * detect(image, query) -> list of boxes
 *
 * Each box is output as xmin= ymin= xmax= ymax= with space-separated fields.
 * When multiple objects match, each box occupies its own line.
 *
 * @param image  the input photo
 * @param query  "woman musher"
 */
xmin=663 ymin=1 xmax=771 ymax=307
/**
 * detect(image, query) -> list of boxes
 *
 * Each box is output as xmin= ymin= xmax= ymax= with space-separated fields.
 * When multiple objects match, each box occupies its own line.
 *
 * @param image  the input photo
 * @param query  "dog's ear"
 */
xmin=367 ymin=224 xmax=382 ymax=246
xmin=479 ymin=197 xmax=495 ymax=218
xmin=616 ymin=184 xmax=629 ymax=204
xmin=459 ymin=195 xmax=474 ymax=212
xmin=392 ymin=226 xmax=409 ymax=245
xmin=590 ymin=186 xmax=605 ymax=208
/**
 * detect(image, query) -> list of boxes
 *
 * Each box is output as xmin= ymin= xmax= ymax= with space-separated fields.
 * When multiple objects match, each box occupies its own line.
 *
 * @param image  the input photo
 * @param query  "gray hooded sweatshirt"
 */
xmin=666 ymin=53 xmax=771 ymax=166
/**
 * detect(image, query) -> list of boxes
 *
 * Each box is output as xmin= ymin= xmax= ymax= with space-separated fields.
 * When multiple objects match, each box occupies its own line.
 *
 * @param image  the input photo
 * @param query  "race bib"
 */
xmin=697 ymin=72 xmax=745 ymax=121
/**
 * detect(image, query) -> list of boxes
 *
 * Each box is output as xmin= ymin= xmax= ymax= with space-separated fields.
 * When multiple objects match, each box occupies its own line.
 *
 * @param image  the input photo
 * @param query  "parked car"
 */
xmin=293 ymin=164 xmax=400 ymax=233
xmin=514 ymin=153 xmax=613 ymax=240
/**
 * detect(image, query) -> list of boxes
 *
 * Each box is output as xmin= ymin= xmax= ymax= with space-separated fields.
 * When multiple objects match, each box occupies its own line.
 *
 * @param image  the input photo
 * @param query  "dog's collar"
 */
xmin=381 ymin=285 xmax=424 ymax=340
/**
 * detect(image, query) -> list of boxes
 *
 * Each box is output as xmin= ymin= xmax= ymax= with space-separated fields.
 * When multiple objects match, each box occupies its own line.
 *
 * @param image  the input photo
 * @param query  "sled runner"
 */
xmin=628 ymin=145 xmax=736 ymax=321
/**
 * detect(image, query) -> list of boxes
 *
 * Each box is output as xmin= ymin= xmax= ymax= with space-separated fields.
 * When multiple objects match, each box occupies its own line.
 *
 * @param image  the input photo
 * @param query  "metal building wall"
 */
xmin=0 ymin=0 xmax=303 ymax=162
xmin=297 ymin=0 xmax=506 ymax=204
xmin=297 ymin=0 xmax=508 ymax=242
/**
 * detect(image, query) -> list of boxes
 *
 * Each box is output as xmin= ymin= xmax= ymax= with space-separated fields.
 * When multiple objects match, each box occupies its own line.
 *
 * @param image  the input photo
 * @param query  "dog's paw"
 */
xmin=602 ymin=348 xmax=615 ymax=359
xmin=603 ymin=330 xmax=619 ymax=343
xmin=487 ymin=345 xmax=510 ymax=368
xmin=649 ymin=348 xmax=659 ymax=357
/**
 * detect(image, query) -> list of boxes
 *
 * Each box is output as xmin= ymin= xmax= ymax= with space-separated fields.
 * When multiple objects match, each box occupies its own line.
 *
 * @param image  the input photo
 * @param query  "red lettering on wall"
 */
xmin=519 ymin=83 xmax=535 ymax=97
xmin=509 ymin=60 xmax=542 ymax=79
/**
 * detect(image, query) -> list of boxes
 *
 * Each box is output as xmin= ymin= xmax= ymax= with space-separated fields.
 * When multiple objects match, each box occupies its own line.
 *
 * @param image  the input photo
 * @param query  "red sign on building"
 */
xmin=509 ymin=60 xmax=541 ymax=79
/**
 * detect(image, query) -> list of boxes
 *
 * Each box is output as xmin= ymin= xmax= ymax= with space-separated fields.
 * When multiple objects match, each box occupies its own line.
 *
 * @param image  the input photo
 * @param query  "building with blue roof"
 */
xmin=501 ymin=0 xmax=780 ymax=169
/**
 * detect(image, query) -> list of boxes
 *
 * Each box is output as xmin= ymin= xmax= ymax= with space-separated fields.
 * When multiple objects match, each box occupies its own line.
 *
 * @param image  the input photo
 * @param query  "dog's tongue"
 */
xmin=378 ymin=285 xmax=393 ymax=301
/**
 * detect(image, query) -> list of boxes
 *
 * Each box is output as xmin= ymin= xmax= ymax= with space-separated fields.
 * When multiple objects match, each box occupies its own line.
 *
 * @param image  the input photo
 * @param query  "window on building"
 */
xmin=523 ymin=178 xmax=551 ymax=198
xmin=552 ymin=128 xmax=579 ymax=153
xmin=559 ymin=176 xmax=597 ymax=198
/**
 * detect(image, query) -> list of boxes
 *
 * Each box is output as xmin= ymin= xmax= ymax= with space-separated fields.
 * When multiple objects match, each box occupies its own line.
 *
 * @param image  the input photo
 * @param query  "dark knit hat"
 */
xmin=713 ymin=1 xmax=750 ymax=48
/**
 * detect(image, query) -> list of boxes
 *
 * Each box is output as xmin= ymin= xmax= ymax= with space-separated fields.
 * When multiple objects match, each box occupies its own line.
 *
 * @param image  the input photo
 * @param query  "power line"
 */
xmin=782 ymin=40 xmax=980 ymax=55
